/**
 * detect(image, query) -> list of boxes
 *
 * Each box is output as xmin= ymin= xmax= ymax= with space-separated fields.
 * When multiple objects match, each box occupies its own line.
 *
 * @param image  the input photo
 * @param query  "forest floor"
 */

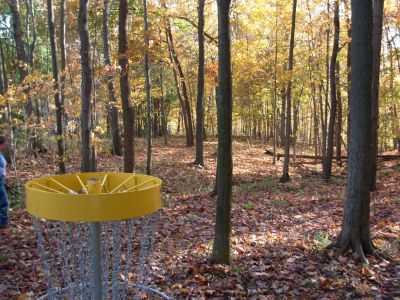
xmin=0 ymin=136 xmax=399 ymax=299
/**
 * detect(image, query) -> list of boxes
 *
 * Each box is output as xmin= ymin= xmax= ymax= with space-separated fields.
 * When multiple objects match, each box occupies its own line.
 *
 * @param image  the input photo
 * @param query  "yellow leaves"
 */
xmin=94 ymin=126 xmax=105 ymax=134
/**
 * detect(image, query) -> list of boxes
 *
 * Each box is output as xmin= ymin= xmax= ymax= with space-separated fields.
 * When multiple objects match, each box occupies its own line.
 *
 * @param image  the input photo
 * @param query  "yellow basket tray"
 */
xmin=25 ymin=172 xmax=162 ymax=222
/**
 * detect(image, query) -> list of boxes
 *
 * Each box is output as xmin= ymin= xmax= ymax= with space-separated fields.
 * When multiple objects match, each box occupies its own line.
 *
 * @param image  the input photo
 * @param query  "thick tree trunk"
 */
xmin=335 ymin=0 xmax=374 ymax=264
xmin=212 ymin=0 xmax=232 ymax=266
xmin=78 ymin=0 xmax=92 ymax=172
xmin=323 ymin=0 xmax=340 ymax=179
xmin=195 ymin=0 xmax=205 ymax=166
xmin=47 ymin=0 xmax=66 ymax=174
xmin=280 ymin=0 xmax=297 ymax=183
xmin=143 ymin=0 xmax=152 ymax=175
xmin=102 ymin=0 xmax=122 ymax=156
xmin=370 ymin=0 xmax=384 ymax=191
xmin=119 ymin=0 xmax=134 ymax=172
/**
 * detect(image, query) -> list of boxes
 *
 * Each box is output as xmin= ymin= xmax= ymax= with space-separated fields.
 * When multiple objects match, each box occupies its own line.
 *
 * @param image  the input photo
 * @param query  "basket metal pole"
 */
xmin=88 ymin=178 xmax=103 ymax=300
xmin=90 ymin=222 xmax=103 ymax=299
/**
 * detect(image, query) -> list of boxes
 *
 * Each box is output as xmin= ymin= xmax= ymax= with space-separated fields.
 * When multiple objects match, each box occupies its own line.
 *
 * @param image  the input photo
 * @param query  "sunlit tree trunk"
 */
xmin=47 ymin=0 xmax=65 ymax=174
xmin=212 ymin=0 xmax=232 ymax=266
xmin=323 ymin=0 xmax=339 ymax=179
xmin=78 ymin=0 xmax=92 ymax=172
xmin=102 ymin=0 xmax=122 ymax=156
xmin=195 ymin=0 xmax=205 ymax=166
xmin=119 ymin=0 xmax=134 ymax=172
xmin=370 ymin=0 xmax=384 ymax=191
xmin=280 ymin=0 xmax=297 ymax=183
xmin=334 ymin=0 xmax=374 ymax=264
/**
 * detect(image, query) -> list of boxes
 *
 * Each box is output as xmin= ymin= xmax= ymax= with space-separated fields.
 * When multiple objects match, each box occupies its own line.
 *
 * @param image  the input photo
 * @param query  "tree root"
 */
xmin=326 ymin=235 xmax=374 ymax=265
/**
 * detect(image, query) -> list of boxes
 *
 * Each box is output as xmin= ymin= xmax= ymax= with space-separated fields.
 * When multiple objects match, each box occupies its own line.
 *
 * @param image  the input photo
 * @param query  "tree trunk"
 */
xmin=312 ymin=83 xmax=319 ymax=156
xmin=0 ymin=40 xmax=7 ymax=93
xmin=60 ymin=0 xmax=68 ymax=153
xmin=8 ymin=0 xmax=32 ymax=116
xmin=166 ymin=30 xmax=190 ymax=142
xmin=370 ymin=0 xmax=384 ymax=191
xmin=78 ymin=0 xmax=92 ymax=172
xmin=272 ymin=6 xmax=278 ymax=164
xmin=334 ymin=0 xmax=374 ymax=264
xmin=323 ymin=0 xmax=339 ymax=179
xmin=280 ymin=88 xmax=286 ymax=147
xmin=212 ymin=0 xmax=232 ymax=266
xmin=25 ymin=0 xmax=37 ymax=68
xmin=0 ymin=44 xmax=5 ymax=95
xmin=195 ymin=0 xmax=205 ymax=166
xmin=119 ymin=0 xmax=134 ymax=172
xmin=346 ymin=5 xmax=351 ymax=149
xmin=280 ymin=0 xmax=297 ymax=183
xmin=322 ymin=0 xmax=330 ymax=162
xmin=102 ymin=0 xmax=122 ymax=156
xmin=166 ymin=26 xmax=194 ymax=147
xmin=336 ymin=62 xmax=343 ymax=166
xmin=143 ymin=0 xmax=152 ymax=175
xmin=47 ymin=0 xmax=66 ymax=174
xmin=160 ymin=67 xmax=168 ymax=145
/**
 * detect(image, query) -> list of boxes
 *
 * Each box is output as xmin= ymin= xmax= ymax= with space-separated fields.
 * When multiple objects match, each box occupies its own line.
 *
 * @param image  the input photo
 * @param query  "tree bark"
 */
xmin=323 ymin=0 xmax=340 ymax=179
xmin=212 ymin=0 xmax=232 ymax=266
xmin=280 ymin=0 xmax=297 ymax=183
xmin=143 ymin=0 xmax=152 ymax=175
xmin=119 ymin=0 xmax=134 ymax=172
xmin=78 ymin=0 xmax=92 ymax=172
xmin=370 ymin=0 xmax=384 ymax=191
xmin=102 ymin=0 xmax=122 ymax=156
xmin=47 ymin=0 xmax=66 ymax=174
xmin=195 ymin=0 xmax=205 ymax=166
xmin=334 ymin=0 xmax=374 ymax=264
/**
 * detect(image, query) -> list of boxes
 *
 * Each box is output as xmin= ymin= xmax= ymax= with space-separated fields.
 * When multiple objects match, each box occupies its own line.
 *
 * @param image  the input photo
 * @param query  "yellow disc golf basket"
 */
xmin=25 ymin=172 xmax=171 ymax=300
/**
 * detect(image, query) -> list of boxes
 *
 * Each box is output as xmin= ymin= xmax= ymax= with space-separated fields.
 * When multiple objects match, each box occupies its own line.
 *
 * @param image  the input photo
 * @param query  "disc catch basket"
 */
xmin=25 ymin=172 xmax=171 ymax=300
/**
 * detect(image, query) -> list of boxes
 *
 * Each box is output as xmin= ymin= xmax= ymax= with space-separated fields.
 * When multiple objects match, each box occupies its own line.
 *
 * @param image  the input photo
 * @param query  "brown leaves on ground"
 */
xmin=0 ymin=137 xmax=399 ymax=299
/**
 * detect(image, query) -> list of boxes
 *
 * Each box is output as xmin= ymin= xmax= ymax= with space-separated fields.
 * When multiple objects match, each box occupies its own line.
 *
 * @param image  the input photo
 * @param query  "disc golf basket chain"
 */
xmin=25 ymin=172 xmax=171 ymax=300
